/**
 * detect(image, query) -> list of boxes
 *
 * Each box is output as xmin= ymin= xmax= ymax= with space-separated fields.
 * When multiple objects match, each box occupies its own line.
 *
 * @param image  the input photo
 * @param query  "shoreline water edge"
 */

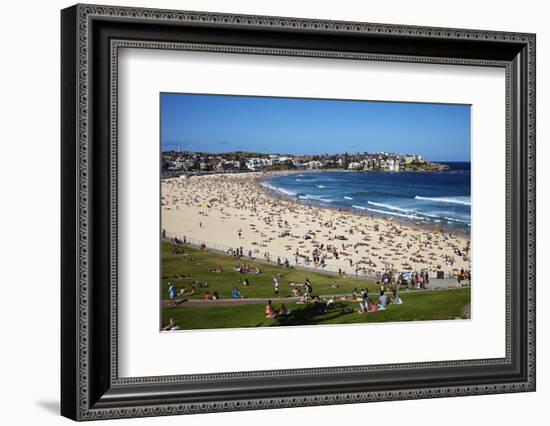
xmin=257 ymin=168 xmax=471 ymax=235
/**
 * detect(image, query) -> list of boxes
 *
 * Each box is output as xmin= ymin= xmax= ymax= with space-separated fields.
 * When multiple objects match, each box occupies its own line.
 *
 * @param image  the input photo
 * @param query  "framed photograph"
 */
xmin=61 ymin=4 xmax=536 ymax=421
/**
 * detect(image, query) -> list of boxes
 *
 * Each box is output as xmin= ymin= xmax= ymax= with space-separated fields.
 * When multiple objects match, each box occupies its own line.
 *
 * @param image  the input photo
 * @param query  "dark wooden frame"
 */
xmin=61 ymin=3 xmax=536 ymax=421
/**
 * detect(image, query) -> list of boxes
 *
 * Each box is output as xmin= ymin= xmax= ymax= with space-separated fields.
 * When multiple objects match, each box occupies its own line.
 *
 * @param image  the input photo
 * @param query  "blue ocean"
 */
xmin=262 ymin=162 xmax=471 ymax=230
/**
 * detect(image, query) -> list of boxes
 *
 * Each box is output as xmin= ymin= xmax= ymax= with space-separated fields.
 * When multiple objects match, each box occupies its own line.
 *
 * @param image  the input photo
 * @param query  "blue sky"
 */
xmin=161 ymin=93 xmax=471 ymax=161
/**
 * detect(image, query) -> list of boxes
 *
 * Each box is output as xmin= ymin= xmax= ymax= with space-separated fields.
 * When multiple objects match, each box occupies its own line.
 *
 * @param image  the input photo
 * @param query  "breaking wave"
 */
xmin=415 ymin=195 xmax=471 ymax=206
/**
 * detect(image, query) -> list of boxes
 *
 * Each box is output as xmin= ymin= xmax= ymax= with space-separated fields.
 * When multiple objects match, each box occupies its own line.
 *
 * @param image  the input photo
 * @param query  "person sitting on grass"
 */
xmin=291 ymin=287 xmax=301 ymax=297
xmin=378 ymin=291 xmax=388 ymax=310
xmin=210 ymin=265 xmax=224 ymax=273
xmin=273 ymin=276 xmax=280 ymax=296
xmin=212 ymin=292 xmax=219 ymax=300
xmin=265 ymin=300 xmax=278 ymax=319
xmin=179 ymin=287 xmax=196 ymax=297
xmin=304 ymin=278 xmax=313 ymax=298
xmin=391 ymin=289 xmax=403 ymax=305
xmin=357 ymin=288 xmax=370 ymax=313
xmin=167 ymin=282 xmax=177 ymax=306
xmin=232 ymin=287 xmax=241 ymax=299
xmin=279 ymin=304 xmax=290 ymax=316
xmin=320 ymin=297 xmax=335 ymax=313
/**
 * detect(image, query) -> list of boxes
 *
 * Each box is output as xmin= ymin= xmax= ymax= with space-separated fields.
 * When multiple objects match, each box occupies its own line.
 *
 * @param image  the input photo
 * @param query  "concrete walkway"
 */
xmin=164 ymin=296 xmax=309 ymax=308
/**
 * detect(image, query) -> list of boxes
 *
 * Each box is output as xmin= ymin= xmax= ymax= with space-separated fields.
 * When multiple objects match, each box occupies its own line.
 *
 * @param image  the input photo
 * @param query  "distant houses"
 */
xmin=161 ymin=150 xmax=446 ymax=176
xmin=242 ymin=155 xmax=296 ymax=171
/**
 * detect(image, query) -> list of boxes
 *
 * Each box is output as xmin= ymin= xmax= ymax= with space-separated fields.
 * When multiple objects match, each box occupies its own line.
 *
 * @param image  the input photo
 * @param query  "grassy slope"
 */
xmin=161 ymin=241 xmax=470 ymax=330
xmin=163 ymin=289 xmax=471 ymax=330
xmin=162 ymin=241 xmax=378 ymax=300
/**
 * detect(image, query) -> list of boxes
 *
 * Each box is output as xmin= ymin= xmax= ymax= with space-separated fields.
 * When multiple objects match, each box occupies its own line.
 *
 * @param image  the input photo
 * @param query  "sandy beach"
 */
xmin=161 ymin=172 xmax=471 ymax=278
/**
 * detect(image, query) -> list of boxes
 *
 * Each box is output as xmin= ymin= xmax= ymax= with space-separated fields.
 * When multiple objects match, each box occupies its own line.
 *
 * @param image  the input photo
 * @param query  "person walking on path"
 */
xmin=232 ymin=287 xmax=241 ymax=299
xmin=273 ymin=276 xmax=280 ymax=297
xmin=168 ymin=282 xmax=177 ymax=306
xmin=304 ymin=278 xmax=313 ymax=300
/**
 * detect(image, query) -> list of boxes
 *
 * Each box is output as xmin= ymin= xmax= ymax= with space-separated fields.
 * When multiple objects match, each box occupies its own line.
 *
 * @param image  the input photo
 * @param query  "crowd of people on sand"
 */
xmin=161 ymin=173 xmax=471 ymax=281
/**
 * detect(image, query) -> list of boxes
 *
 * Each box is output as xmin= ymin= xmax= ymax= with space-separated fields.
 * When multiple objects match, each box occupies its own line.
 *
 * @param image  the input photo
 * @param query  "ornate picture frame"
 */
xmin=61 ymin=4 xmax=535 ymax=420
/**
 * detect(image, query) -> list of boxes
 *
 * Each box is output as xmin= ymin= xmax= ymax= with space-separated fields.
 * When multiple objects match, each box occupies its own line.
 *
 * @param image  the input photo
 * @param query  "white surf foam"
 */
xmin=261 ymin=182 xmax=296 ymax=196
xmin=443 ymin=216 xmax=470 ymax=224
xmin=367 ymin=200 xmax=411 ymax=214
xmin=276 ymin=187 xmax=297 ymax=196
xmin=363 ymin=207 xmax=423 ymax=220
xmin=415 ymin=195 xmax=471 ymax=206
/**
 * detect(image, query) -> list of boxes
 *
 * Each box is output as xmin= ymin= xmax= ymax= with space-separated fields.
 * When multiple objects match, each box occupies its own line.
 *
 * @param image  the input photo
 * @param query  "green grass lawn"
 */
xmin=161 ymin=241 xmax=379 ymax=301
xmin=161 ymin=241 xmax=471 ymax=330
xmin=163 ymin=289 xmax=470 ymax=330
